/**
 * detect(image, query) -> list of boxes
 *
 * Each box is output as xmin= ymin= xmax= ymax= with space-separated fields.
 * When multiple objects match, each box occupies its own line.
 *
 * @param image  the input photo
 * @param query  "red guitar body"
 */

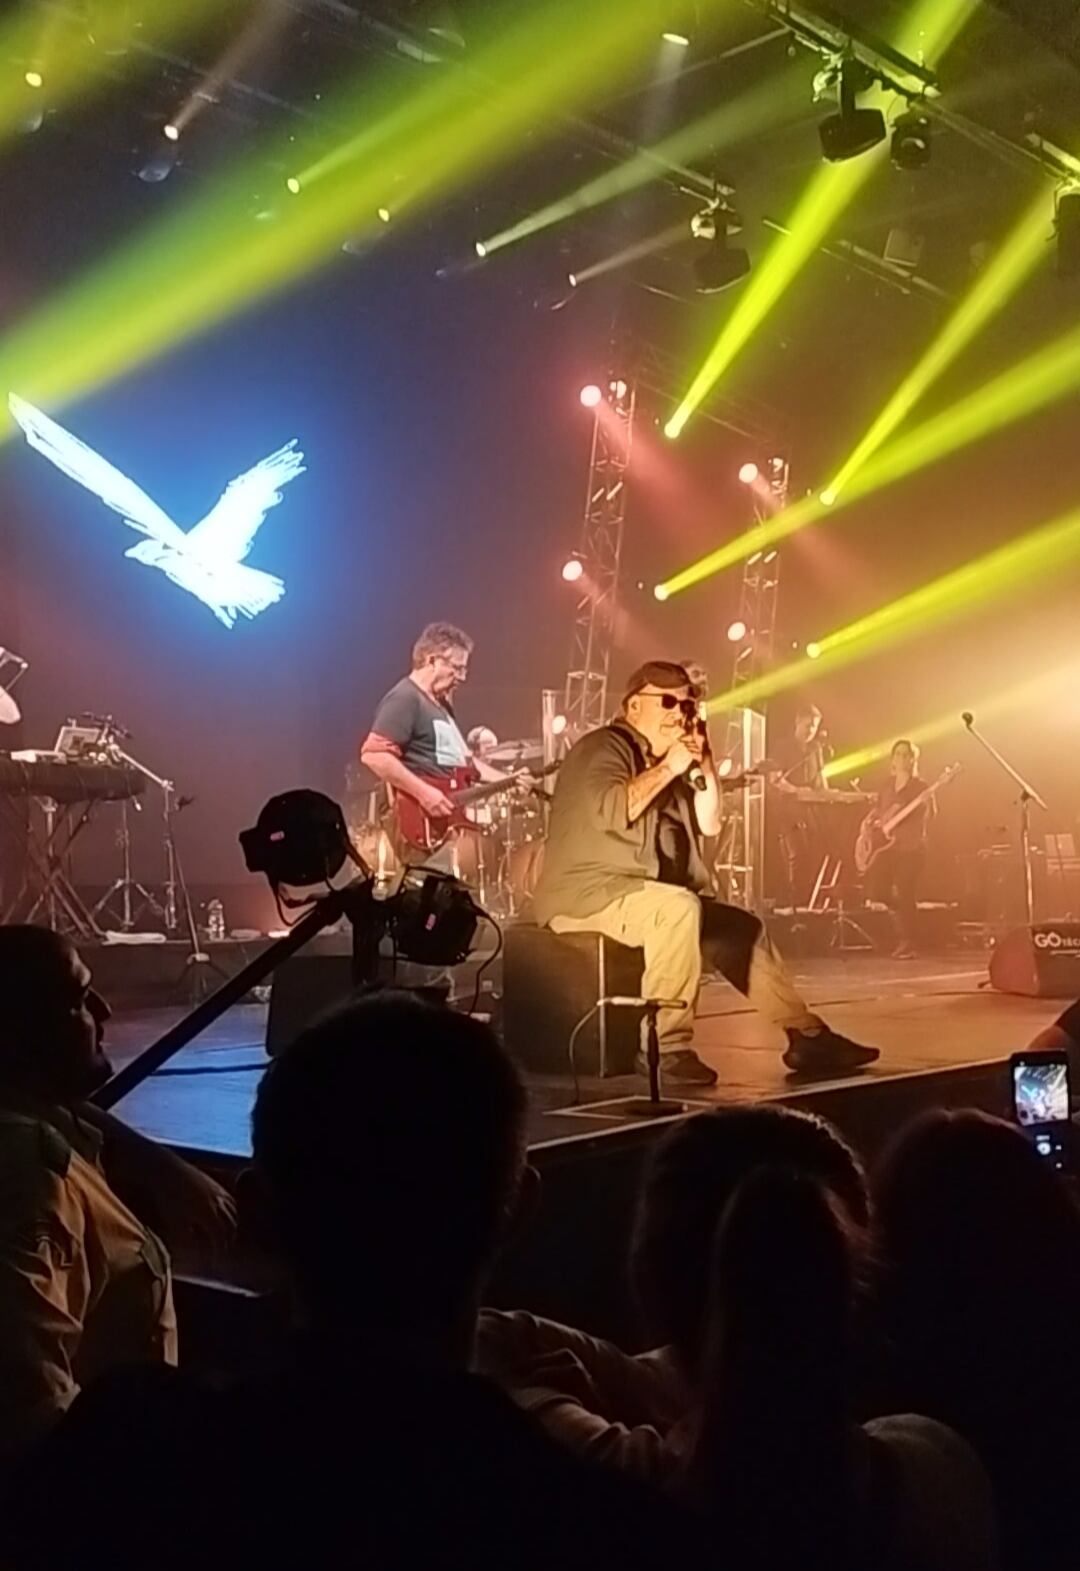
xmin=393 ymin=767 xmax=482 ymax=852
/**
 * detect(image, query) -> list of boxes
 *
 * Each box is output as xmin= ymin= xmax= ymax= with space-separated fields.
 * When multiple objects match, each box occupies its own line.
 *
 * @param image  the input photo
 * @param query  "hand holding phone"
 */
xmin=1010 ymin=1050 xmax=1072 ymax=1170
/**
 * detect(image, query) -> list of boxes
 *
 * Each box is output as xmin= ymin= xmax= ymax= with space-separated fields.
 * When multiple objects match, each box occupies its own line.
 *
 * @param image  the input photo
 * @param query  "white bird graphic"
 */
xmin=7 ymin=392 xmax=304 ymax=628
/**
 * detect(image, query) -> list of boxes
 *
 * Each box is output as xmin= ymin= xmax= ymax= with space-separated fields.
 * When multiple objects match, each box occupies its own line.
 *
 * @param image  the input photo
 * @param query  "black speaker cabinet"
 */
xmin=266 ymin=953 xmax=357 ymax=1057
xmin=989 ymin=922 xmax=1080 ymax=999
xmin=502 ymin=922 xmax=644 ymax=1078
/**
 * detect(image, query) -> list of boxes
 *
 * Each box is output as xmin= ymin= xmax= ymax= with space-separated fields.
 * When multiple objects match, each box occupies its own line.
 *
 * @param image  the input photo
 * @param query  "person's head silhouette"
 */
xmin=0 ymin=925 xmax=112 ymax=1102
xmin=249 ymin=990 xmax=528 ymax=1361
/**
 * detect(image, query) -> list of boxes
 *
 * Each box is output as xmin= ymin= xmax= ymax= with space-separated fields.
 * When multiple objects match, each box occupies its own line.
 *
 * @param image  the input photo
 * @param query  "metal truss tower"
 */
xmin=563 ymin=378 xmax=635 ymax=737
xmin=715 ymin=456 xmax=790 ymax=910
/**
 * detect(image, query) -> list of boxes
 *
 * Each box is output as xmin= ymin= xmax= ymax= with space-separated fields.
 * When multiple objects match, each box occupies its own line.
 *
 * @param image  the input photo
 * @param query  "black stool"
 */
xmin=502 ymin=922 xmax=644 ymax=1077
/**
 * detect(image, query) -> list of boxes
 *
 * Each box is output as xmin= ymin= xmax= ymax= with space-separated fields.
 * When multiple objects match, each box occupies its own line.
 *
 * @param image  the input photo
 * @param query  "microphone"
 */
xmin=600 ymin=996 xmax=688 ymax=1010
xmin=687 ymin=763 xmax=707 ymax=792
xmin=961 ymin=711 xmax=974 ymax=727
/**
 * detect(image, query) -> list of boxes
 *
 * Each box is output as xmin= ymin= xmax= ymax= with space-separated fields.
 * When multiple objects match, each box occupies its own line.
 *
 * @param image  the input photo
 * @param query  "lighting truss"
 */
xmin=562 ymin=378 xmax=635 ymax=735
xmin=713 ymin=458 xmax=787 ymax=910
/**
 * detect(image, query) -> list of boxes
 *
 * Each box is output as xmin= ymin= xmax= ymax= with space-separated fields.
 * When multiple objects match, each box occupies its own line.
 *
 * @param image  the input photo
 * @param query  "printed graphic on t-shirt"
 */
xmin=433 ymin=716 xmax=469 ymax=769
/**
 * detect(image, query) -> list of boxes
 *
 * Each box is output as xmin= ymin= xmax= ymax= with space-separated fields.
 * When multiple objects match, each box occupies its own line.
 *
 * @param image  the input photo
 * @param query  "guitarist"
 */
xmin=867 ymin=739 xmax=934 ymax=960
xmin=360 ymin=623 xmax=509 ymax=866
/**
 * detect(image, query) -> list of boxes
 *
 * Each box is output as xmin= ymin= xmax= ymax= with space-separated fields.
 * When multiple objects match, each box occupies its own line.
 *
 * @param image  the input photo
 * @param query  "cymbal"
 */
xmin=0 ymin=686 xmax=20 ymax=725
xmin=486 ymin=738 xmax=543 ymax=765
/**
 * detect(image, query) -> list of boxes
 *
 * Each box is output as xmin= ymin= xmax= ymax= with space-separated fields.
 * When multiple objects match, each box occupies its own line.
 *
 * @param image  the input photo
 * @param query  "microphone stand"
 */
xmin=962 ymin=712 xmax=1048 ymax=926
xmin=622 ymin=1001 xmax=690 ymax=1118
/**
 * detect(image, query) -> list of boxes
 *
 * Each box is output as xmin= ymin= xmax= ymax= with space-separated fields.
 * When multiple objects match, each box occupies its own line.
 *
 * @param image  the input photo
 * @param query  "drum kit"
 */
xmin=349 ymin=737 xmax=549 ymax=917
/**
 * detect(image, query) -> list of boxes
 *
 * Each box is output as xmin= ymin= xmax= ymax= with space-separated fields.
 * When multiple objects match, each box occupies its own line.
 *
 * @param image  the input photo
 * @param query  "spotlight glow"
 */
xmin=726 ymin=619 xmax=747 ymax=641
xmin=24 ymin=70 xmax=43 ymax=89
xmin=551 ymin=713 xmax=568 ymax=736
xmin=376 ymin=206 xmax=391 ymax=223
xmin=737 ymin=461 xmax=759 ymax=484
xmin=653 ymin=583 xmax=670 ymax=601
xmin=661 ymin=31 xmax=690 ymax=46
xmin=474 ymin=240 xmax=487 ymax=257
xmin=163 ymin=123 xmax=180 ymax=142
xmin=579 ymin=383 xmax=603 ymax=409
xmin=285 ymin=176 xmax=301 ymax=195
xmin=561 ymin=556 xmax=585 ymax=583
xmin=805 ymin=641 xmax=822 ymax=660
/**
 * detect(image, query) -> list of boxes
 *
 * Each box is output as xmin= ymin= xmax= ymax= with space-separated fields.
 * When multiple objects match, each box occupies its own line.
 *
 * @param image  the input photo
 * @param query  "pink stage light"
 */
xmin=737 ymin=461 xmax=759 ymax=484
xmin=561 ymin=556 xmax=585 ymax=583
xmin=726 ymin=619 xmax=747 ymax=642
xmin=579 ymin=383 xmax=603 ymax=408
xmin=551 ymin=713 xmax=568 ymax=736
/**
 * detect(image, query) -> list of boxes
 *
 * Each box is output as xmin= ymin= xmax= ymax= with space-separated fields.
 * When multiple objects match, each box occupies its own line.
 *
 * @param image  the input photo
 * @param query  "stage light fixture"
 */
xmin=806 ymin=641 xmax=822 ymax=659
xmin=1056 ymin=190 xmax=1080 ymax=279
xmin=579 ymin=383 xmax=603 ymax=408
xmin=137 ymin=141 xmax=179 ymax=184
xmin=474 ymin=239 xmax=487 ymax=257
xmin=693 ymin=232 xmax=750 ymax=294
xmin=891 ymin=107 xmax=931 ymax=170
xmin=377 ymin=206 xmax=391 ymax=223
xmin=818 ymin=61 xmax=886 ymax=163
xmin=661 ymin=31 xmax=690 ymax=47
xmin=654 ymin=584 xmax=670 ymax=601
xmin=285 ymin=176 xmax=301 ymax=195
xmin=163 ymin=122 xmax=180 ymax=142
xmin=738 ymin=461 xmax=759 ymax=484
xmin=561 ymin=554 xmax=585 ymax=582
xmin=717 ymin=757 xmax=734 ymax=778
xmin=726 ymin=619 xmax=747 ymax=641
xmin=611 ymin=378 xmax=628 ymax=399
xmin=24 ymin=70 xmax=44 ymax=89
xmin=551 ymin=713 xmax=568 ymax=736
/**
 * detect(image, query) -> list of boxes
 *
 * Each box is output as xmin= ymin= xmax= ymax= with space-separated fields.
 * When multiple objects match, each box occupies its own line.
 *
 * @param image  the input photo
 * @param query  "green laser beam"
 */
xmin=0 ymin=0 xmax=721 ymax=429
xmin=657 ymin=317 xmax=1080 ymax=599
xmin=824 ymin=187 xmax=1054 ymax=500
xmin=477 ymin=64 xmax=808 ymax=258
xmin=704 ymin=503 xmax=1080 ymax=714
xmin=664 ymin=0 xmax=979 ymax=440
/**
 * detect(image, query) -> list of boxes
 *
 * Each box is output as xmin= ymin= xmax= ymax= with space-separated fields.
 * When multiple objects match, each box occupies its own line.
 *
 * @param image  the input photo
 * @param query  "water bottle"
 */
xmin=206 ymin=898 xmax=226 ymax=942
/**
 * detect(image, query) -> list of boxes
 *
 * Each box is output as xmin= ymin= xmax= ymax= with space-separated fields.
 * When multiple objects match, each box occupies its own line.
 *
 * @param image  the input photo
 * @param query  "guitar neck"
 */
xmin=884 ymin=774 xmax=952 ymax=831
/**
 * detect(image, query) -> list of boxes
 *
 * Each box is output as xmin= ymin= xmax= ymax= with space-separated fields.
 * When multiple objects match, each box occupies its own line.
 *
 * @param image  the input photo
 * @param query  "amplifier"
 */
xmin=988 ymin=922 xmax=1080 ymax=999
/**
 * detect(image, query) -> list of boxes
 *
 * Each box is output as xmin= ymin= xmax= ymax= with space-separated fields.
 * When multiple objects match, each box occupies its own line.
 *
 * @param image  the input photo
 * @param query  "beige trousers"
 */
xmin=551 ymin=883 xmax=816 ymax=1052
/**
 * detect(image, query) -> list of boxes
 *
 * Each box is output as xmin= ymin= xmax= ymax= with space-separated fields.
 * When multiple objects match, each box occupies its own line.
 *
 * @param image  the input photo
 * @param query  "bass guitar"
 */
xmin=854 ymin=763 xmax=961 ymax=875
xmin=393 ymin=767 xmax=531 ymax=853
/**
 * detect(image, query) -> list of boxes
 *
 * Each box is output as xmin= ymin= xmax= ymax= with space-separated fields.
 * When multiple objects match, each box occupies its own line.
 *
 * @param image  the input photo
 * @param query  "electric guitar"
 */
xmin=855 ymin=763 xmax=961 ymax=875
xmin=393 ymin=767 xmax=532 ymax=852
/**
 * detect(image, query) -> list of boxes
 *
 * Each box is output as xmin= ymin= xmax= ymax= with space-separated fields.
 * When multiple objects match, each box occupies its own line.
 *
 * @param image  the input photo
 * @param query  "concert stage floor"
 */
xmin=107 ymin=953 xmax=1062 ymax=1163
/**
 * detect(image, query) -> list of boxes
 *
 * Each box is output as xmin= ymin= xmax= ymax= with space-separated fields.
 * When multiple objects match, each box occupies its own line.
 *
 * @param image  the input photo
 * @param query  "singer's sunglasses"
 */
xmin=636 ymin=690 xmax=698 ymax=718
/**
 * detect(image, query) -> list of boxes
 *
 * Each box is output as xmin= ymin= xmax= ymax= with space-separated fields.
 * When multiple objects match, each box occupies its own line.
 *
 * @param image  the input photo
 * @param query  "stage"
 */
xmin=107 ymin=950 xmax=1058 ymax=1162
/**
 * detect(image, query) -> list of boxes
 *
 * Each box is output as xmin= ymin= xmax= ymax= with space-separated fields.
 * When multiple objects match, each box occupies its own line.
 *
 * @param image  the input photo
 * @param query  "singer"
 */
xmin=533 ymin=662 xmax=878 ymax=1086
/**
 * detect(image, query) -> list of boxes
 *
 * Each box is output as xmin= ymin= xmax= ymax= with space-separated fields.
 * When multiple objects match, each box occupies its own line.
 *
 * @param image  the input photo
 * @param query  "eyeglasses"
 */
xmin=637 ymin=690 xmax=697 ymax=716
xmin=435 ymin=655 xmax=469 ymax=676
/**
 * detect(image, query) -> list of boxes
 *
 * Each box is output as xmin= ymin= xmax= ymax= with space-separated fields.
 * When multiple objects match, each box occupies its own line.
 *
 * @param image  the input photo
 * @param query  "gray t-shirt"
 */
xmin=532 ymin=720 xmax=711 ymax=925
xmin=364 ymin=676 xmax=470 ymax=783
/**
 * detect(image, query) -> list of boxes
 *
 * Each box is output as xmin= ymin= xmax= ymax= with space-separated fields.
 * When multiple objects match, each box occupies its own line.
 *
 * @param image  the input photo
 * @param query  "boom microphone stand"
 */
xmin=962 ymin=711 xmax=1048 ymax=926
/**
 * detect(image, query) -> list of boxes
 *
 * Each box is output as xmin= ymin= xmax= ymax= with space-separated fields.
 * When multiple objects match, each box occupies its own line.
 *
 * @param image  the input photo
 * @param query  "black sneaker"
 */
xmin=782 ymin=1027 xmax=880 ymax=1078
xmin=635 ymin=1048 xmax=718 ymax=1087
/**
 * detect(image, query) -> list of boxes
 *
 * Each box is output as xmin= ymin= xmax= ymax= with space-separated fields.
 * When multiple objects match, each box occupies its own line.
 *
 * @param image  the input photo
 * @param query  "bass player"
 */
xmin=360 ymin=622 xmax=510 ymax=867
xmin=864 ymin=739 xmax=934 ymax=960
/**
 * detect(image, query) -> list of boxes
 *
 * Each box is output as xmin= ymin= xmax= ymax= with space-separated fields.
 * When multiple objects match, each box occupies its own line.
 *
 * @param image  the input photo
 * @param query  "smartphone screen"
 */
xmin=1011 ymin=1053 xmax=1071 ymax=1169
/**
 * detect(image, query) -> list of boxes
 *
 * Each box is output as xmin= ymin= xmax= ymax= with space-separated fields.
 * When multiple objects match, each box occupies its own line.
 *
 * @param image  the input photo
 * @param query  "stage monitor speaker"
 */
xmin=988 ymin=922 xmax=1080 ymax=999
xmin=266 ymin=953 xmax=357 ymax=1057
xmin=502 ymin=922 xmax=644 ymax=1078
